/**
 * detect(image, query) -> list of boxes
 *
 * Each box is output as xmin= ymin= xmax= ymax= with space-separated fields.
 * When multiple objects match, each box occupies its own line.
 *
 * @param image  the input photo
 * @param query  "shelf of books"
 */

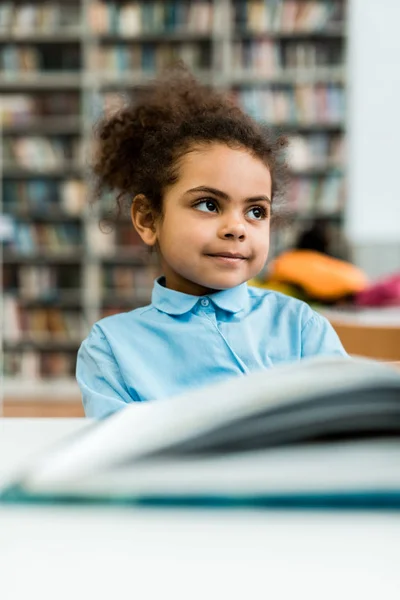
xmin=1 ymin=0 xmax=347 ymax=405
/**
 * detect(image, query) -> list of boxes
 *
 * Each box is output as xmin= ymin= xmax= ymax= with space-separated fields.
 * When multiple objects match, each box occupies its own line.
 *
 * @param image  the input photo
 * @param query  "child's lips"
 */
xmin=206 ymin=252 xmax=247 ymax=259
xmin=205 ymin=252 xmax=248 ymax=264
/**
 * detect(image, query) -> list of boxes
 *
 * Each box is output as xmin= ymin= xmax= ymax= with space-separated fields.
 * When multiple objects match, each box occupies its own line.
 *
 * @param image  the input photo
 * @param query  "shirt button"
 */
xmin=200 ymin=298 xmax=209 ymax=307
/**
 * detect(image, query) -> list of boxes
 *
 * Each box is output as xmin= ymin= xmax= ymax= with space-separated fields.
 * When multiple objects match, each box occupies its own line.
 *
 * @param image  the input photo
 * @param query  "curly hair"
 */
xmin=91 ymin=63 xmax=289 ymax=223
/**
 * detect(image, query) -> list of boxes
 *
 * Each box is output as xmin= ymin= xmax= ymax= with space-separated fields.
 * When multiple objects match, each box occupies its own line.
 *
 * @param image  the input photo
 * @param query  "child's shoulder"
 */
xmin=90 ymin=303 xmax=153 ymax=335
xmin=247 ymin=284 xmax=306 ymax=308
xmin=246 ymin=285 xmax=316 ymax=321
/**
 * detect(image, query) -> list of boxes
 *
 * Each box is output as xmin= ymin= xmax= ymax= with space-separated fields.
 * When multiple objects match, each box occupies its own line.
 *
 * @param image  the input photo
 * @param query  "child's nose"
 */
xmin=219 ymin=218 xmax=246 ymax=240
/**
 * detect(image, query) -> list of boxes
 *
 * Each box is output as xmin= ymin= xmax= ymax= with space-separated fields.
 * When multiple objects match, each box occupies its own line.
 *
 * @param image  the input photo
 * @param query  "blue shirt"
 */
xmin=76 ymin=277 xmax=347 ymax=418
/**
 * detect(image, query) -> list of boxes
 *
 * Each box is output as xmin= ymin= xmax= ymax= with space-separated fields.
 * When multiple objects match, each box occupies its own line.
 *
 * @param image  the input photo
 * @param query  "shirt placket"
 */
xmin=196 ymin=298 xmax=250 ymax=375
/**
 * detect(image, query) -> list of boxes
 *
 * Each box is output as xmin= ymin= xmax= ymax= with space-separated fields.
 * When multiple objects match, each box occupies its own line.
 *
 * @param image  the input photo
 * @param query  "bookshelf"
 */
xmin=1 ymin=0 xmax=347 ymax=403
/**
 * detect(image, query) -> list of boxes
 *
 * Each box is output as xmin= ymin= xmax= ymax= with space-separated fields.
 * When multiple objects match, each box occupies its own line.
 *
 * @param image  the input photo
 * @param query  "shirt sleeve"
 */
xmin=301 ymin=312 xmax=348 ymax=358
xmin=76 ymin=325 xmax=138 ymax=419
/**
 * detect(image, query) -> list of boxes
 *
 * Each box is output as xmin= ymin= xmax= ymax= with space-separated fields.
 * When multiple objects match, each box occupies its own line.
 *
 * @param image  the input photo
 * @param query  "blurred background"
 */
xmin=1 ymin=0 xmax=399 ymax=417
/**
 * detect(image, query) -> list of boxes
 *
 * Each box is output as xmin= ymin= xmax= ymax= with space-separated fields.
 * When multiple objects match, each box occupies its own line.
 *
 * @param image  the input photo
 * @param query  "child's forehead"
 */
xmin=176 ymin=143 xmax=272 ymax=191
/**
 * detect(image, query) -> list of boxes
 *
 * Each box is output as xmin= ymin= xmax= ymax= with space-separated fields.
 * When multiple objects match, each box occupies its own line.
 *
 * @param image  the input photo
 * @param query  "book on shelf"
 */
xmin=102 ymin=265 xmax=136 ymax=293
xmin=116 ymin=222 xmax=145 ymax=247
xmin=231 ymin=38 xmax=343 ymax=74
xmin=0 ymin=45 xmax=40 ymax=72
xmin=41 ymin=352 xmax=77 ymax=378
xmin=95 ymin=88 xmax=344 ymax=131
xmin=287 ymin=133 xmax=344 ymax=170
xmin=60 ymin=180 xmax=87 ymax=216
xmin=102 ymin=264 xmax=159 ymax=299
xmin=4 ymin=350 xmax=42 ymax=380
xmin=91 ymin=42 xmax=212 ymax=74
xmin=287 ymin=174 xmax=344 ymax=214
xmin=0 ymin=95 xmax=36 ymax=125
xmin=234 ymin=0 xmax=345 ymax=34
xmin=86 ymin=221 xmax=116 ymax=257
xmin=3 ymin=349 xmax=77 ymax=379
xmin=1 ymin=93 xmax=81 ymax=128
xmin=2 ymin=296 xmax=22 ymax=343
xmin=0 ymin=214 xmax=15 ymax=244
xmin=3 ymin=222 xmax=82 ymax=254
xmin=3 ymin=297 xmax=86 ymax=344
xmin=18 ymin=265 xmax=57 ymax=300
xmin=284 ymin=39 xmax=343 ymax=69
xmin=3 ymin=179 xmax=86 ymax=217
xmin=4 ymin=264 xmax=81 ymax=303
xmin=89 ymin=0 xmax=214 ymax=35
xmin=101 ymin=305 xmax=128 ymax=318
xmin=317 ymin=173 xmax=346 ymax=213
xmin=2 ymin=136 xmax=83 ymax=172
xmin=232 ymin=39 xmax=278 ymax=75
xmin=0 ymin=45 xmax=81 ymax=74
xmin=87 ymin=219 xmax=147 ymax=258
xmin=233 ymin=84 xmax=344 ymax=124
xmin=35 ymin=92 xmax=81 ymax=118
xmin=0 ymin=2 xmax=81 ymax=36
xmin=2 ymin=356 xmax=400 ymax=508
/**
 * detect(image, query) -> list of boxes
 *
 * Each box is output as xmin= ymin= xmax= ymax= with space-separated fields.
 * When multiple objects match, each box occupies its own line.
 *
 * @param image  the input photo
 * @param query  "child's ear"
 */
xmin=131 ymin=194 xmax=158 ymax=246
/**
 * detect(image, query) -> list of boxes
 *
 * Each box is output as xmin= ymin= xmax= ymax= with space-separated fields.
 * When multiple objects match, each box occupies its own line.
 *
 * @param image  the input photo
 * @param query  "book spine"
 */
xmin=235 ymin=85 xmax=344 ymax=124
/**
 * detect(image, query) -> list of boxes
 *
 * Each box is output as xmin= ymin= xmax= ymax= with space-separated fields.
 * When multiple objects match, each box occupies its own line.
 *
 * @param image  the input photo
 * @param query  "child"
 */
xmin=77 ymin=66 xmax=347 ymax=418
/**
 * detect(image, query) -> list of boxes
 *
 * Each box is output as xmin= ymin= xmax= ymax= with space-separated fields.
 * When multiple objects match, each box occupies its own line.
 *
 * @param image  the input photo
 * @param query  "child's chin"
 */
xmin=203 ymin=275 xmax=248 ymax=291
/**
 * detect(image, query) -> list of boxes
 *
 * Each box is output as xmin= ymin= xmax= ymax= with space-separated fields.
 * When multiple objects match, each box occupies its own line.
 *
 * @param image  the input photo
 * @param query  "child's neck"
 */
xmin=163 ymin=275 xmax=219 ymax=297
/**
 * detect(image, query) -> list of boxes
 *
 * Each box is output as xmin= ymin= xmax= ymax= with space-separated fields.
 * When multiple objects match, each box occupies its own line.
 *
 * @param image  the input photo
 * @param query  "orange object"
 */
xmin=269 ymin=250 xmax=368 ymax=301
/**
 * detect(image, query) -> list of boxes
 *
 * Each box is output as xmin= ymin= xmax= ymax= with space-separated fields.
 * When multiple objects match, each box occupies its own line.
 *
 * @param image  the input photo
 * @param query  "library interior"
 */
xmin=1 ymin=0 xmax=400 ymax=417
xmin=1 ymin=3 xmax=400 ymax=596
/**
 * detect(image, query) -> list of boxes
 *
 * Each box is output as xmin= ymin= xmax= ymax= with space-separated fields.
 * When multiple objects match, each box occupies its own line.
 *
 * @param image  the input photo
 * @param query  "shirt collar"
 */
xmin=151 ymin=277 xmax=250 ymax=316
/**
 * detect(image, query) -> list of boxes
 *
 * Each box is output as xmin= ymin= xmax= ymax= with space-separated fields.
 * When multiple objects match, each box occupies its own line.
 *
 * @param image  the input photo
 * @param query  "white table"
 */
xmin=0 ymin=419 xmax=399 ymax=600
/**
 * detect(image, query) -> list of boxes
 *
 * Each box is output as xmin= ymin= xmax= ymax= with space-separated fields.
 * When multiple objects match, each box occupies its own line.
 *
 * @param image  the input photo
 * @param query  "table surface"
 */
xmin=320 ymin=306 xmax=400 ymax=326
xmin=0 ymin=419 xmax=399 ymax=600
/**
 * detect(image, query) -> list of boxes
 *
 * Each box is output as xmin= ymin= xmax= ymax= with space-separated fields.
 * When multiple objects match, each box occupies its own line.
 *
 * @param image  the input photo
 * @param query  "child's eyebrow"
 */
xmin=187 ymin=186 xmax=271 ymax=205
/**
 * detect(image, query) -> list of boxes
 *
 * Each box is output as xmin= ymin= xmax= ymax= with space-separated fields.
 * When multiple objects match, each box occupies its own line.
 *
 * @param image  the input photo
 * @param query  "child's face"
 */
xmin=144 ymin=143 xmax=272 ymax=296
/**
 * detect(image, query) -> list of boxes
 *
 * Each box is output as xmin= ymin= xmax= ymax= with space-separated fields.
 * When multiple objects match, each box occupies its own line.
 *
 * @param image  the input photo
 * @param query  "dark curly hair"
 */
xmin=91 ymin=64 xmax=289 ymax=223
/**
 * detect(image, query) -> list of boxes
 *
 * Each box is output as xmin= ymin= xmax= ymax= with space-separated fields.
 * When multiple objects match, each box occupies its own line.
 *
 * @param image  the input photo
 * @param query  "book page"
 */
xmin=17 ymin=356 xmax=400 ymax=490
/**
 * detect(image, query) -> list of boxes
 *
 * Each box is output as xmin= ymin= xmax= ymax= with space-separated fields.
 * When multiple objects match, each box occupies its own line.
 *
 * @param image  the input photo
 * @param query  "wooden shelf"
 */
xmin=233 ymin=27 xmax=346 ymax=40
xmin=93 ymin=68 xmax=345 ymax=87
xmin=2 ymin=378 xmax=83 ymax=417
xmin=97 ymin=31 xmax=216 ymax=43
xmin=96 ymin=69 xmax=214 ymax=88
xmin=3 ymin=252 xmax=83 ymax=264
xmin=95 ymin=248 xmax=152 ymax=265
xmin=101 ymin=294 xmax=150 ymax=308
xmin=289 ymin=166 xmax=344 ymax=177
xmin=2 ymin=164 xmax=84 ymax=178
xmin=0 ymin=32 xmax=82 ymax=43
xmin=282 ymin=211 xmax=344 ymax=222
xmin=4 ymin=340 xmax=83 ymax=351
xmin=5 ymin=210 xmax=83 ymax=221
xmin=270 ymin=122 xmax=344 ymax=131
xmin=2 ymin=400 xmax=84 ymax=418
xmin=2 ymin=116 xmax=81 ymax=135
xmin=3 ymin=377 xmax=80 ymax=399
xmin=8 ymin=290 xmax=83 ymax=307
xmin=0 ymin=73 xmax=82 ymax=89
xmin=228 ymin=67 xmax=345 ymax=85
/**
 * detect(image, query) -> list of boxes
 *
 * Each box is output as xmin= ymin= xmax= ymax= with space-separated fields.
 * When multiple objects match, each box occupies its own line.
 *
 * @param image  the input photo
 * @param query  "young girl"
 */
xmin=77 ymin=67 xmax=347 ymax=418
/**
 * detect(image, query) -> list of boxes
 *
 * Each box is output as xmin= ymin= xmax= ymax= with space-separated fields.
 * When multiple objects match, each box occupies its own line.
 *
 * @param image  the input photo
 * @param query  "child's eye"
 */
xmin=194 ymin=199 xmax=218 ymax=213
xmin=247 ymin=206 xmax=268 ymax=220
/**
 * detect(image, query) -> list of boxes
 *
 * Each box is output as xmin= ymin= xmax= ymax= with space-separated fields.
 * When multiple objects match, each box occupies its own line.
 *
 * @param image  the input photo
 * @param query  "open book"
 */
xmin=2 ymin=356 xmax=400 ymax=509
